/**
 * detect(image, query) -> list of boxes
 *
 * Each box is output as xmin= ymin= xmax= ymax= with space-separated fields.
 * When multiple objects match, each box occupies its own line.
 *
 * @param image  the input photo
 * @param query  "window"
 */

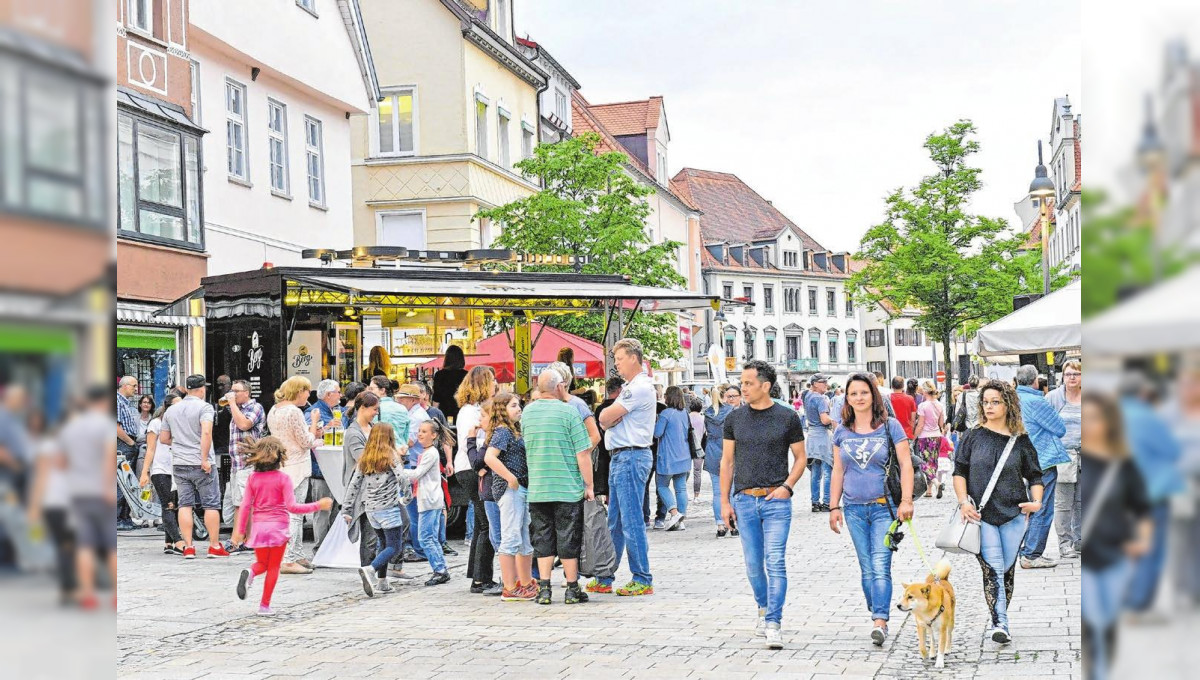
xmin=554 ymin=88 xmax=568 ymax=121
xmin=867 ymin=361 xmax=886 ymax=376
xmin=266 ymin=99 xmax=289 ymax=194
xmin=376 ymin=88 xmax=416 ymax=156
xmin=522 ymin=125 xmax=534 ymax=160
xmin=657 ymin=152 xmax=667 ymax=183
xmin=895 ymin=328 xmax=923 ymax=346
xmin=783 ymin=287 xmax=800 ymax=313
xmin=118 ymin=112 xmax=203 ymax=247
xmin=783 ymin=251 xmax=797 ymax=268
xmin=809 ymin=329 xmax=821 ymax=360
xmin=296 ymin=0 xmax=318 ymax=16
xmin=225 ymin=79 xmax=248 ymax=181
xmin=498 ymin=111 xmax=511 ymax=168
xmin=378 ymin=211 xmax=425 ymax=250
xmin=846 ymin=331 xmax=857 ymax=363
xmin=722 ymin=282 xmax=733 ymax=300
xmin=826 ymin=289 xmax=836 ymax=316
xmin=845 ymin=293 xmax=854 ymax=316
xmin=475 ymin=99 xmax=488 ymax=160
xmin=865 ymin=329 xmax=885 ymax=347
xmin=828 ymin=331 xmax=839 ymax=363
xmin=763 ymin=286 xmax=774 ymax=313
xmin=765 ymin=337 xmax=776 ymax=362
xmin=724 ymin=328 xmax=736 ymax=360
xmin=479 ymin=218 xmax=494 ymax=249
xmin=743 ymin=285 xmax=753 ymax=303
xmin=786 ymin=336 xmax=800 ymax=362
xmin=808 ymin=288 xmax=818 ymax=315
xmin=189 ymin=60 xmax=201 ymax=124
xmin=304 ymin=116 xmax=325 ymax=206
xmin=128 ymin=0 xmax=152 ymax=33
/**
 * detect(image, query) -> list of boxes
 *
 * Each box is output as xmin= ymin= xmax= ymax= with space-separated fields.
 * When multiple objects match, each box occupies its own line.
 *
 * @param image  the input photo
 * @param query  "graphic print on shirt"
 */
xmin=843 ymin=436 xmax=886 ymax=470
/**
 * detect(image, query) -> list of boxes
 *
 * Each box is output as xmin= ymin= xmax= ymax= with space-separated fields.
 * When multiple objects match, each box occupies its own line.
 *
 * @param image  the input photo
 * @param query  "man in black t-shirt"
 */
xmin=720 ymin=360 xmax=806 ymax=650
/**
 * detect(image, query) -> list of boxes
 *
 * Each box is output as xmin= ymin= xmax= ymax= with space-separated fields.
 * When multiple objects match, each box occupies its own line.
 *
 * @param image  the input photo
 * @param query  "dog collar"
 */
xmin=930 ymin=605 xmax=946 ymax=623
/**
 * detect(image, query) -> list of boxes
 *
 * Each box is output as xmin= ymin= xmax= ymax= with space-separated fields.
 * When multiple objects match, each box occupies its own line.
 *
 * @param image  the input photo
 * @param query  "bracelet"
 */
xmin=829 ymin=506 xmax=842 ymax=512
xmin=781 ymin=482 xmax=794 ymax=496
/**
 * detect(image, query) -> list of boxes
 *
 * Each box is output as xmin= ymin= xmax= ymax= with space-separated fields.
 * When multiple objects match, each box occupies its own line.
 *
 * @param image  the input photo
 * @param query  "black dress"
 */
xmin=432 ymin=368 xmax=468 ymax=421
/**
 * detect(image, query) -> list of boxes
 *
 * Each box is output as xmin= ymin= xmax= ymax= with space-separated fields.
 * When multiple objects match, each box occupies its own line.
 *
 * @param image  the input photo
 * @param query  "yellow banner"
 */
xmin=514 ymin=321 xmax=531 ymax=395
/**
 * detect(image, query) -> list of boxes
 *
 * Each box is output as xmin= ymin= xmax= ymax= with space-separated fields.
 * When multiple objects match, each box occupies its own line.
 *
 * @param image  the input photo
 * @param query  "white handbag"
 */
xmin=936 ymin=435 xmax=1017 ymax=555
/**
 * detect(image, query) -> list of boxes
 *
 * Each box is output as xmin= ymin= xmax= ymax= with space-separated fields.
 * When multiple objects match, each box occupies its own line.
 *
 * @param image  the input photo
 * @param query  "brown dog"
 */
xmin=896 ymin=560 xmax=956 ymax=668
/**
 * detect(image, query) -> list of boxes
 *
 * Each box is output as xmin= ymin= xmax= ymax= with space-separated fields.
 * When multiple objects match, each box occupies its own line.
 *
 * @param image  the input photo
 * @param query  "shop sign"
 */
xmin=287 ymin=330 xmax=323 ymax=382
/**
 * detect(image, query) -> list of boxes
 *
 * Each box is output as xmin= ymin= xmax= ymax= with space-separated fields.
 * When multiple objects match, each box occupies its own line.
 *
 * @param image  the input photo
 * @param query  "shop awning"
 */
xmin=118 ymin=301 xmax=205 ymax=327
xmin=1084 ymin=267 xmax=1199 ymax=356
xmin=287 ymin=272 xmax=717 ymax=313
xmin=419 ymin=322 xmax=606 ymax=382
xmin=974 ymin=279 xmax=1080 ymax=357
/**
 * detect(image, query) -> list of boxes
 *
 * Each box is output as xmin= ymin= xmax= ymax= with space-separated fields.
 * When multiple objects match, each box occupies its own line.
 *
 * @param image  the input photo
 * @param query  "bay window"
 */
xmin=117 ymin=111 xmax=203 ymax=247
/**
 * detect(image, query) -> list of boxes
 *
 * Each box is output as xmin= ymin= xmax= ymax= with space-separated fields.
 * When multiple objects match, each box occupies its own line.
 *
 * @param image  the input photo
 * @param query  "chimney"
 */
xmin=832 ymin=252 xmax=847 ymax=272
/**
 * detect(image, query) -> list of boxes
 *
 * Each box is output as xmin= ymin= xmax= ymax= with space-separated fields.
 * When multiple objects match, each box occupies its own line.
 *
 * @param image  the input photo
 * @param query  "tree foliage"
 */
xmin=476 ymin=133 xmax=685 ymax=362
xmin=850 ymin=121 xmax=1064 ymax=388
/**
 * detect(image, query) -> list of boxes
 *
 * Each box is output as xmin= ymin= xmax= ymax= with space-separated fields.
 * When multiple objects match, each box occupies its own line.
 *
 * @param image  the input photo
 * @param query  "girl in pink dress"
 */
xmin=231 ymin=437 xmax=332 ymax=615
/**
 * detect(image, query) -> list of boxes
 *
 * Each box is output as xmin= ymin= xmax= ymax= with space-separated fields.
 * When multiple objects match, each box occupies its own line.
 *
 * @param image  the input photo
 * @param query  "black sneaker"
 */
xmin=536 ymin=580 xmax=552 ymax=605
xmin=936 ymin=486 xmax=944 ymax=499
xmin=402 ymin=549 xmax=427 ymax=563
xmin=811 ymin=503 xmax=821 ymax=513
xmin=820 ymin=503 xmax=831 ymax=513
xmin=716 ymin=527 xmax=728 ymax=538
xmin=164 ymin=545 xmax=184 ymax=556
xmin=483 ymin=582 xmax=504 ymax=596
xmin=730 ymin=527 xmax=740 ymax=537
xmin=441 ymin=542 xmax=458 ymax=556
xmin=564 ymin=583 xmax=589 ymax=604
xmin=425 ymin=571 xmax=451 ymax=587
xmin=470 ymin=580 xmax=497 ymax=594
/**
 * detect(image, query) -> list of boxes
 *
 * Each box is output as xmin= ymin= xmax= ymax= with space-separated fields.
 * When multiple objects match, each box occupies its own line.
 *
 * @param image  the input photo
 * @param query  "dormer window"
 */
xmin=783 ymin=251 xmax=798 ymax=268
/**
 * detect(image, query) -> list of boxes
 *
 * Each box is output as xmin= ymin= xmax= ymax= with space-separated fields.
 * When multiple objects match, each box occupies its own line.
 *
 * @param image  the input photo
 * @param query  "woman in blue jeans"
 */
xmin=703 ymin=386 xmax=736 ymax=537
xmin=654 ymin=386 xmax=694 ymax=531
xmin=828 ymin=373 xmax=914 ymax=646
xmin=954 ymin=380 xmax=1045 ymax=645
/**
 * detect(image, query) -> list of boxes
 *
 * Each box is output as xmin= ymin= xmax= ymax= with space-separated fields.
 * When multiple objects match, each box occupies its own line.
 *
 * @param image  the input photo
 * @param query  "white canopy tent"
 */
xmin=975 ymin=279 xmax=1081 ymax=357
xmin=1084 ymin=267 xmax=1200 ymax=356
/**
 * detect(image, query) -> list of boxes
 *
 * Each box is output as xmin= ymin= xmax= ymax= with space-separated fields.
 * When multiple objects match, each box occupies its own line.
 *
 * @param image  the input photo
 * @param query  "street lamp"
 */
xmin=1028 ymin=140 xmax=1056 ymax=295
xmin=1137 ymin=93 xmax=1167 ymax=283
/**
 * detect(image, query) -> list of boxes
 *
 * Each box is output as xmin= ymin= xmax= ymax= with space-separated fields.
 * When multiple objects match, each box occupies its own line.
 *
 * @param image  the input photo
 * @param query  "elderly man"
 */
xmin=115 ymin=376 xmax=141 ymax=531
xmin=1014 ymin=364 xmax=1068 ymax=569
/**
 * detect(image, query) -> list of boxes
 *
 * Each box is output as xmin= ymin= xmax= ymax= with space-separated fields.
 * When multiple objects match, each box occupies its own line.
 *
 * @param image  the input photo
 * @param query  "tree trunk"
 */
xmin=942 ymin=332 xmax=954 ymax=422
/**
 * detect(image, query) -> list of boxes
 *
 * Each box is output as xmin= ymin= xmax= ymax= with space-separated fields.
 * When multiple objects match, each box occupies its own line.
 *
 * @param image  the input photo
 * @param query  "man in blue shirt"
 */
xmin=115 ymin=376 xmax=141 ymax=531
xmin=1014 ymin=365 xmax=1068 ymax=569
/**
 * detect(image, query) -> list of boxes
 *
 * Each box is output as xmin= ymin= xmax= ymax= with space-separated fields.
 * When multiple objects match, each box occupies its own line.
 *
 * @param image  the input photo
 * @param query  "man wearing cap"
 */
xmin=802 ymin=374 xmax=834 ymax=513
xmin=160 ymin=375 xmax=229 ymax=558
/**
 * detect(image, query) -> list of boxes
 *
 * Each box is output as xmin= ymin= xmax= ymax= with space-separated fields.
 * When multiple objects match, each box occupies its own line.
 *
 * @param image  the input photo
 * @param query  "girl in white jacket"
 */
xmin=408 ymin=420 xmax=455 ymax=586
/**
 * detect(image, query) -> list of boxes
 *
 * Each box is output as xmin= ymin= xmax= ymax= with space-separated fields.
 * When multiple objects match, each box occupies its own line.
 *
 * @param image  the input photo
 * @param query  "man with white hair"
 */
xmin=1014 ymin=364 xmax=1068 ymax=569
xmin=548 ymin=362 xmax=601 ymax=451
xmin=115 ymin=376 xmax=141 ymax=531
xmin=308 ymin=379 xmax=343 ymax=549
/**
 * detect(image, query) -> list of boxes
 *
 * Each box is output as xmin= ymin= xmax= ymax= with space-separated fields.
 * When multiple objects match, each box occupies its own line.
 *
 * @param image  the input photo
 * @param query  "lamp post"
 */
xmin=1137 ymin=93 xmax=1166 ymax=283
xmin=1028 ymin=140 xmax=1057 ymax=295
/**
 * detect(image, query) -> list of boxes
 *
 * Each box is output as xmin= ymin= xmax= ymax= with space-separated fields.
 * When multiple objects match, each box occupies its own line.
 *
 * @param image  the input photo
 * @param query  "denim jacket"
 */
xmin=702 ymin=404 xmax=732 ymax=475
xmin=1016 ymin=385 xmax=1068 ymax=470
xmin=1122 ymin=397 xmax=1185 ymax=502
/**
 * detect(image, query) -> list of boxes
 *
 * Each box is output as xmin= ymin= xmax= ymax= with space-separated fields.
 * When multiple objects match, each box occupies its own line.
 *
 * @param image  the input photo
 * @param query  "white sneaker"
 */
xmin=991 ymin=626 xmax=1012 ymax=644
xmin=677 ymin=521 xmax=687 ymax=531
xmin=755 ymin=608 xmax=767 ymax=637
xmin=764 ymin=622 xmax=783 ymax=649
xmin=665 ymin=513 xmax=685 ymax=531
xmin=376 ymin=578 xmax=394 ymax=594
xmin=358 ymin=566 xmax=376 ymax=598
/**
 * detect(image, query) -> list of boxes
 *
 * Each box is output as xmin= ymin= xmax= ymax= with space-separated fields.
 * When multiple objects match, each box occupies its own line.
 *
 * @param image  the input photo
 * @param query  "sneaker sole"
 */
xmin=358 ymin=568 xmax=375 ymax=598
xmin=871 ymin=629 xmax=886 ymax=646
xmin=184 ymin=554 xmax=196 ymax=560
xmin=236 ymin=569 xmax=250 ymax=601
xmin=992 ymin=632 xmax=1011 ymax=644
xmin=766 ymin=639 xmax=784 ymax=650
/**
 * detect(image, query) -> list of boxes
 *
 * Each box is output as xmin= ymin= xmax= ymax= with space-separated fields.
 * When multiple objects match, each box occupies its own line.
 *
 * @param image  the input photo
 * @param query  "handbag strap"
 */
xmin=977 ymin=436 xmax=1018 ymax=512
xmin=1080 ymin=462 xmax=1121 ymax=545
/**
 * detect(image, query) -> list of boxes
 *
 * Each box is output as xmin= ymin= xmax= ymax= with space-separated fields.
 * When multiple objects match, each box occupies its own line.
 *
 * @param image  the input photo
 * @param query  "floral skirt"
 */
xmin=913 ymin=437 xmax=942 ymax=487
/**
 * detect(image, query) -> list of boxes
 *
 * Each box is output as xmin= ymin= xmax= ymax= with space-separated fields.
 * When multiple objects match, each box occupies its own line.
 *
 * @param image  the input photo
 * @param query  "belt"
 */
xmin=610 ymin=446 xmax=650 ymax=455
xmin=741 ymin=486 xmax=781 ymax=497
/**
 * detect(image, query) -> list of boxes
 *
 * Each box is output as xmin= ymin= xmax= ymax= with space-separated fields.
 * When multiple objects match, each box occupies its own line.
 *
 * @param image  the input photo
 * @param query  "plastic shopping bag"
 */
xmin=311 ymin=515 xmax=361 ymax=569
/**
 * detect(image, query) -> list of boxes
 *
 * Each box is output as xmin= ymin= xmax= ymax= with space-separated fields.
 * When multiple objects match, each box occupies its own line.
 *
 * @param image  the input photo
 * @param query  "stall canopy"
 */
xmin=421 ymin=322 xmax=605 ymax=382
xmin=974 ymin=279 xmax=1081 ymax=357
xmin=1084 ymin=267 xmax=1200 ymax=356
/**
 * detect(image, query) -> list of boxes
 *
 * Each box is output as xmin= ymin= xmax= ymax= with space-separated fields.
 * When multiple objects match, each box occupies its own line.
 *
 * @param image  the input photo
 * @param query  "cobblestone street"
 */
xmin=117 ymin=473 xmax=1081 ymax=679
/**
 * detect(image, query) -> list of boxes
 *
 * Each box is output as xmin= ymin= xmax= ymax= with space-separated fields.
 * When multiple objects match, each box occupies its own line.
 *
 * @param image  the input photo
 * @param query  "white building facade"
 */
xmin=1048 ymin=96 xmax=1081 ymax=274
xmin=516 ymin=37 xmax=578 ymax=144
xmin=189 ymin=0 xmax=378 ymax=275
xmin=860 ymin=304 xmax=954 ymax=386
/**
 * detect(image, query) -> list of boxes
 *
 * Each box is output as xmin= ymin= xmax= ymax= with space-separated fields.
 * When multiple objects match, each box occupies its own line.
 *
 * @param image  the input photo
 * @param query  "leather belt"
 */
xmin=610 ymin=446 xmax=650 ymax=455
xmin=741 ymin=486 xmax=781 ymax=497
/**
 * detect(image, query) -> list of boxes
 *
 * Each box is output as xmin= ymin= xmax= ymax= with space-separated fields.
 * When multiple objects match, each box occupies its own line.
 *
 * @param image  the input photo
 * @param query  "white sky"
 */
xmin=515 ymin=0 xmax=1081 ymax=253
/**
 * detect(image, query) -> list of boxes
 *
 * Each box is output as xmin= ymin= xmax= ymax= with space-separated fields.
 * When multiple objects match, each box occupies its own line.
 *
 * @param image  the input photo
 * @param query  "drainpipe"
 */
xmin=885 ymin=318 xmax=894 ymax=380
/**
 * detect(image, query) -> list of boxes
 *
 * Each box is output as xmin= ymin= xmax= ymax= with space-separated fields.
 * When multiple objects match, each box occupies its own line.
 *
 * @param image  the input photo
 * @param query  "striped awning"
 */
xmin=117 ymin=301 xmax=204 ymax=327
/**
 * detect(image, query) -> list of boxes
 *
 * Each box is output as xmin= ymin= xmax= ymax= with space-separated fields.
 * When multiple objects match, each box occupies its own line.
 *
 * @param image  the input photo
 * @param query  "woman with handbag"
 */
xmin=828 ymin=373 xmax=913 ymax=647
xmin=952 ymin=380 xmax=1045 ymax=645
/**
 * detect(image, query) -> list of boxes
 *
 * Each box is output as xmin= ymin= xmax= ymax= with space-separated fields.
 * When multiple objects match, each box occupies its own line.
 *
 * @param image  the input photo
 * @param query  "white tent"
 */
xmin=975 ymin=279 xmax=1081 ymax=356
xmin=1084 ymin=267 xmax=1200 ymax=356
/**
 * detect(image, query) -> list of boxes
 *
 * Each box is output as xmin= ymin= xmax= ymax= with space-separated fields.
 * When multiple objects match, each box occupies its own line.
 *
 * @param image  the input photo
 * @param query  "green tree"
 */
xmin=476 ymin=133 xmax=685 ymax=362
xmin=850 ymin=121 xmax=1061 ymax=404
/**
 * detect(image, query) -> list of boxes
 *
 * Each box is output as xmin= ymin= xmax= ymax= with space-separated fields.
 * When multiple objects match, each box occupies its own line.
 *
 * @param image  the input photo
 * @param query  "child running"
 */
xmin=341 ymin=422 xmax=414 ymax=597
xmin=482 ymin=392 xmax=535 ymax=601
xmin=232 ymin=437 xmax=332 ymax=615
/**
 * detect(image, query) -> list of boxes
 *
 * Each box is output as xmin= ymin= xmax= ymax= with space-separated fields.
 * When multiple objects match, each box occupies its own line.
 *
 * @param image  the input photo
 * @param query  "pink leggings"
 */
xmin=251 ymin=545 xmax=287 ymax=607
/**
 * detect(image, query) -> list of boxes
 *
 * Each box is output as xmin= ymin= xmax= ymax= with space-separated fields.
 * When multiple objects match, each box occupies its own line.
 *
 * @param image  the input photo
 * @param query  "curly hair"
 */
xmin=484 ymin=392 xmax=521 ymax=445
xmin=243 ymin=436 xmax=288 ymax=471
xmin=454 ymin=365 xmax=496 ymax=407
xmin=977 ymin=380 xmax=1026 ymax=435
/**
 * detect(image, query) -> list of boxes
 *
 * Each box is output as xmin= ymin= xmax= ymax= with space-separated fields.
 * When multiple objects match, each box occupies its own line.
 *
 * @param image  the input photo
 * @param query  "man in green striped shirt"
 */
xmin=523 ymin=369 xmax=595 ymax=604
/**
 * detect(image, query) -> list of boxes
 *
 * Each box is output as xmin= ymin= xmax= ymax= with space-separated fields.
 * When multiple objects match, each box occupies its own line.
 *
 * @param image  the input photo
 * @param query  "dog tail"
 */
xmin=933 ymin=559 xmax=952 ymax=581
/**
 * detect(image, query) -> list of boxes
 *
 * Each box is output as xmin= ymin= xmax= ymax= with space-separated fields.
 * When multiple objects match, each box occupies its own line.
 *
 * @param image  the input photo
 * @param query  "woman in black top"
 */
xmin=953 ymin=380 xmax=1044 ymax=645
xmin=1079 ymin=393 xmax=1151 ymax=680
xmin=432 ymin=345 xmax=468 ymax=421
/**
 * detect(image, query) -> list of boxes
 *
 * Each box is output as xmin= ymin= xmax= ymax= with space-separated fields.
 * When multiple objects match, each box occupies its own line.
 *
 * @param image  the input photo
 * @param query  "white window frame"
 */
xmin=225 ymin=78 xmax=249 ymax=183
xmin=296 ymin=0 xmax=319 ymax=18
xmin=498 ymin=109 xmax=511 ymax=169
xmin=373 ymin=87 xmax=418 ymax=158
xmin=521 ymin=123 xmax=535 ymax=160
xmin=494 ymin=0 xmax=509 ymax=41
xmin=554 ymin=88 xmax=568 ymax=121
xmin=304 ymin=116 xmax=325 ymax=208
xmin=189 ymin=60 xmax=201 ymax=125
xmin=127 ymin=0 xmax=153 ymax=35
xmin=474 ymin=95 xmax=489 ymax=160
xmin=266 ymin=98 xmax=290 ymax=196
xmin=375 ymin=209 xmax=427 ymax=251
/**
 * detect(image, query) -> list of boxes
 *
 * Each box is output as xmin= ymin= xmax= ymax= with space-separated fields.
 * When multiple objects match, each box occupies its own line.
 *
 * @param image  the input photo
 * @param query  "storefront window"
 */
xmin=117 ymin=327 xmax=178 ymax=404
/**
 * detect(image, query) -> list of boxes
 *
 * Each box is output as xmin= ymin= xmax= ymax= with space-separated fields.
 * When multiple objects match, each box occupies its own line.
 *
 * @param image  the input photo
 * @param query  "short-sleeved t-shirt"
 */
xmin=803 ymin=391 xmax=831 ymax=428
xmin=567 ymin=395 xmax=595 ymax=425
xmin=889 ymin=393 xmax=918 ymax=439
xmin=145 ymin=418 xmax=174 ymax=476
xmin=522 ymin=398 xmax=592 ymax=503
xmin=917 ymin=399 xmax=944 ymax=438
xmin=723 ymin=403 xmax=805 ymax=495
xmin=160 ymin=396 xmax=215 ymax=466
xmin=604 ymin=372 xmax=656 ymax=449
xmin=834 ymin=418 xmax=908 ymax=503
xmin=61 ymin=410 xmax=116 ymax=500
xmin=489 ymin=425 xmax=528 ymax=498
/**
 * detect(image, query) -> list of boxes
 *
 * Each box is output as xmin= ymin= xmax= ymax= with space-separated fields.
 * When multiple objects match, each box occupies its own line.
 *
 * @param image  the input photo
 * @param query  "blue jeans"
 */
xmin=485 ymin=500 xmax=502 ymax=550
xmin=1020 ymin=466 xmax=1057 ymax=559
xmin=980 ymin=514 xmax=1028 ymax=628
xmin=496 ymin=486 xmax=532 ymax=555
xmin=465 ymin=502 xmax=475 ymax=542
xmin=709 ymin=472 xmax=723 ymax=524
xmin=419 ymin=509 xmax=447 ymax=573
xmin=370 ymin=525 xmax=404 ymax=579
xmin=1083 ymin=560 xmax=1131 ymax=680
xmin=1126 ymin=501 xmax=1170 ymax=611
xmin=608 ymin=447 xmax=653 ymax=586
xmin=656 ymin=473 xmax=689 ymax=516
xmin=404 ymin=499 xmax=425 ymax=557
xmin=843 ymin=502 xmax=894 ymax=621
xmin=731 ymin=492 xmax=793 ymax=624
xmin=809 ymin=460 xmax=831 ymax=504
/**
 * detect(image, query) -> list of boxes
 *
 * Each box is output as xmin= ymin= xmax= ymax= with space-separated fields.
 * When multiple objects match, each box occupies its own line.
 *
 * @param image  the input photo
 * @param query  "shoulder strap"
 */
xmin=1081 ymin=463 xmax=1121 ymax=544
xmin=977 ymin=436 xmax=1018 ymax=512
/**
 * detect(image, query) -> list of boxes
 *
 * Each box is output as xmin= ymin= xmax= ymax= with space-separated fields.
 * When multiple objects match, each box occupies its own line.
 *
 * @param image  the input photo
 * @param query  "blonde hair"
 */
xmin=614 ymin=337 xmax=644 ymax=362
xmin=455 ymin=365 xmax=496 ymax=407
xmin=359 ymin=423 xmax=397 ymax=475
xmin=1064 ymin=359 xmax=1082 ymax=373
xmin=920 ymin=379 xmax=939 ymax=399
xmin=242 ymin=436 xmax=287 ymax=471
xmin=274 ymin=376 xmax=312 ymax=404
xmin=367 ymin=346 xmax=391 ymax=379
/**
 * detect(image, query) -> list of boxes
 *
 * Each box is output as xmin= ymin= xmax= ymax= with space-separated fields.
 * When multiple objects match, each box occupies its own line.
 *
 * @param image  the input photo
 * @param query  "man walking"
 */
xmin=598 ymin=338 xmax=656 ymax=597
xmin=62 ymin=385 xmax=120 ymax=609
xmin=222 ymin=379 xmax=265 ymax=552
xmin=888 ymin=376 xmax=917 ymax=440
xmin=160 ymin=375 xmax=229 ymax=559
xmin=803 ymin=375 xmax=834 ymax=512
xmin=1014 ymin=364 xmax=1068 ymax=569
xmin=523 ymin=369 xmax=595 ymax=605
xmin=721 ymin=360 xmax=806 ymax=649
xmin=115 ymin=376 xmax=140 ymax=531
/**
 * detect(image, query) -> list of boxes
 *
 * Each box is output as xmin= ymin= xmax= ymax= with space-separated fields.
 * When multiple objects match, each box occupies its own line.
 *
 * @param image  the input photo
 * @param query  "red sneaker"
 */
xmin=183 ymin=546 xmax=196 ymax=559
xmin=207 ymin=544 xmax=231 ymax=558
xmin=79 ymin=595 xmax=99 ymax=610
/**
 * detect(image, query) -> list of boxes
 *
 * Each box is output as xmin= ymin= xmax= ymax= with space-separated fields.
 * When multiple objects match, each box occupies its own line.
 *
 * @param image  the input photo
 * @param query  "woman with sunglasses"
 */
xmin=828 ymin=373 xmax=914 ymax=647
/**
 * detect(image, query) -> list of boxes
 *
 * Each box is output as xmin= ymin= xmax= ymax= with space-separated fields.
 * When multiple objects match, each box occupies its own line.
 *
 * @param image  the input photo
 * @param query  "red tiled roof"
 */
xmin=671 ymin=167 xmax=827 ymax=254
xmin=700 ymin=243 xmax=850 ymax=279
xmin=586 ymin=97 xmax=661 ymax=136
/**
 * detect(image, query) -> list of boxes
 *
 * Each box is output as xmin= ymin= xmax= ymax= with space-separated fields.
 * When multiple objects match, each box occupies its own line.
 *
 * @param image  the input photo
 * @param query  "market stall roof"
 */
xmin=420 ymin=322 xmax=606 ymax=382
xmin=1084 ymin=267 xmax=1200 ymax=356
xmin=974 ymin=279 xmax=1081 ymax=357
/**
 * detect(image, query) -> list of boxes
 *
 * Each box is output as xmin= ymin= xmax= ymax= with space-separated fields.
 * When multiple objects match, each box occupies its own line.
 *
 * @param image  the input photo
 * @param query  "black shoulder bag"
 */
xmin=885 ymin=420 xmax=927 ymax=506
